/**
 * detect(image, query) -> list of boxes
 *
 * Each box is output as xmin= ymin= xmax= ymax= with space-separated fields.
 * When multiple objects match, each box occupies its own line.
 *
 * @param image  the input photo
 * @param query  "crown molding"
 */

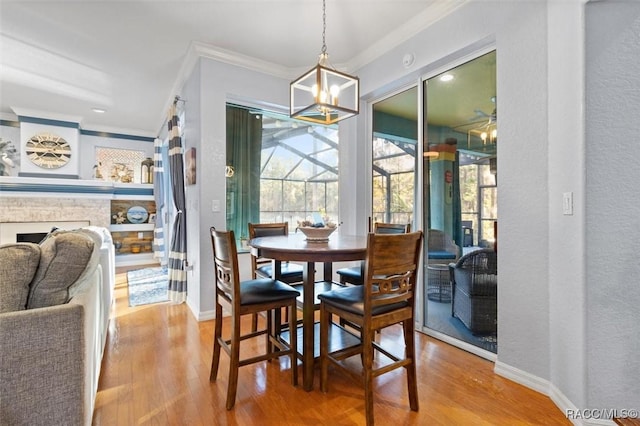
xmin=11 ymin=107 xmax=83 ymax=126
xmin=158 ymin=0 xmax=469 ymax=133
xmin=344 ymin=0 xmax=469 ymax=71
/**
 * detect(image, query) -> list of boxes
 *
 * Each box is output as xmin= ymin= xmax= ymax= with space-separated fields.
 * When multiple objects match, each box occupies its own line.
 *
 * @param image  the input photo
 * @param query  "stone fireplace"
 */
xmin=0 ymin=196 xmax=110 ymax=244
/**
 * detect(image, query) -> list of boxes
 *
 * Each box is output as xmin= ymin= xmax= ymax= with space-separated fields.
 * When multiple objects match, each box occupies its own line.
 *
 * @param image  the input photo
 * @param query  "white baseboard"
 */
xmin=494 ymin=360 xmax=551 ymax=395
xmin=198 ymin=309 xmax=216 ymax=321
xmin=494 ymin=361 xmax=617 ymax=426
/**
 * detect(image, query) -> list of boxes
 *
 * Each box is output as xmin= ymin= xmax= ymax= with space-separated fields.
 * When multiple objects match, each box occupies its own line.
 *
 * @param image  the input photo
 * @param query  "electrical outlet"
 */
xmin=212 ymin=199 xmax=220 ymax=212
xmin=138 ymin=232 xmax=144 ymax=239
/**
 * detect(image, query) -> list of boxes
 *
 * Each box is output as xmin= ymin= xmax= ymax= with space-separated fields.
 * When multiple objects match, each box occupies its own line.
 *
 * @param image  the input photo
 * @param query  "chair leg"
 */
xmin=226 ymin=314 xmax=241 ymax=410
xmin=402 ymin=318 xmax=419 ymax=412
xmin=362 ymin=326 xmax=375 ymax=426
xmin=319 ymin=304 xmax=330 ymax=393
xmin=266 ymin=309 xmax=273 ymax=356
xmin=210 ymin=301 xmax=223 ymax=381
xmin=251 ymin=313 xmax=259 ymax=332
xmin=288 ymin=302 xmax=298 ymax=386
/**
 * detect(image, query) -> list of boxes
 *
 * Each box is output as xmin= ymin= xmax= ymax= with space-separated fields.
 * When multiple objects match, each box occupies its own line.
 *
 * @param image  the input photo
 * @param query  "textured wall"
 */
xmin=585 ymin=1 xmax=640 ymax=410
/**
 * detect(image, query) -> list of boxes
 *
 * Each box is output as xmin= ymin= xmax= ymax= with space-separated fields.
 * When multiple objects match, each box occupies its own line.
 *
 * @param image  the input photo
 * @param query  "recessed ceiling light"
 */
xmin=439 ymin=74 xmax=454 ymax=82
xmin=92 ymin=108 xmax=106 ymax=113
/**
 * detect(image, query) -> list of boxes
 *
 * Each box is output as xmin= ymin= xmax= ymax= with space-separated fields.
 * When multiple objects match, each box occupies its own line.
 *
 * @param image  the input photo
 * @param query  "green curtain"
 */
xmin=226 ymin=105 xmax=262 ymax=243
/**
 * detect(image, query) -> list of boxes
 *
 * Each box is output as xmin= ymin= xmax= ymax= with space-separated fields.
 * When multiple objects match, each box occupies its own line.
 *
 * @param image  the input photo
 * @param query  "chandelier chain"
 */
xmin=321 ymin=0 xmax=327 ymax=55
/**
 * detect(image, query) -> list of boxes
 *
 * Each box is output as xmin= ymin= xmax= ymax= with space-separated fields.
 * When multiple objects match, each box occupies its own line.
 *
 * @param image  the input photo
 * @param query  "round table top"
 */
xmin=249 ymin=233 xmax=367 ymax=263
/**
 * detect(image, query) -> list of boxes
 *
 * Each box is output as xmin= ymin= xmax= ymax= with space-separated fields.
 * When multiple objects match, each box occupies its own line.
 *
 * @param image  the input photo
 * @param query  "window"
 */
xmin=226 ymin=104 xmax=339 ymax=242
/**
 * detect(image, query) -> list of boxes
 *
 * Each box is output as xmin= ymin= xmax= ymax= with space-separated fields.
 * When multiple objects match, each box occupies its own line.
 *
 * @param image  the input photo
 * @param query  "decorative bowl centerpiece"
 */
xmin=296 ymin=220 xmax=338 ymax=242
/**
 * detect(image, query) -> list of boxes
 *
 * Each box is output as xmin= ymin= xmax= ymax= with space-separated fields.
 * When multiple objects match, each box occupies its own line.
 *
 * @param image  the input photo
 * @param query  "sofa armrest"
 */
xmin=0 ymin=267 xmax=101 ymax=426
xmin=0 ymin=304 xmax=86 ymax=425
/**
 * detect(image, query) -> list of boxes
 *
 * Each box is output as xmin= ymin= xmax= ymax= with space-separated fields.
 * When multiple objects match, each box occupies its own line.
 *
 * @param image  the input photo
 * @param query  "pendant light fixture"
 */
xmin=290 ymin=0 xmax=359 ymax=125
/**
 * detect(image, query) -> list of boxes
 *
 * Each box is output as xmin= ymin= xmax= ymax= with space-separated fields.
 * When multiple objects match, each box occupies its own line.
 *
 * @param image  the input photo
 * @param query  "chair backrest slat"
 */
xmin=364 ymin=231 xmax=423 ymax=313
xmin=248 ymin=222 xmax=289 ymax=278
xmin=373 ymin=222 xmax=411 ymax=234
xmin=210 ymin=227 xmax=241 ymax=307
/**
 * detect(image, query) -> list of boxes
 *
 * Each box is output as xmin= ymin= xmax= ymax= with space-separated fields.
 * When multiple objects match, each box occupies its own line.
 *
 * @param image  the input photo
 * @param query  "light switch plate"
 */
xmin=562 ymin=192 xmax=573 ymax=215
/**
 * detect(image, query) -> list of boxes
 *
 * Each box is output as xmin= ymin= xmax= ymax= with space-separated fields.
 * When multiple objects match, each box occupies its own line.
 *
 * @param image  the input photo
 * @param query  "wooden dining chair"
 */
xmin=248 ymin=222 xmax=304 ymax=283
xmin=209 ymin=227 xmax=299 ymax=410
xmin=319 ymin=231 xmax=423 ymax=426
xmin=248 ymin=222 xmax=304 ymax=331
xmin=336 ymin=221 xmax=411 ymax=286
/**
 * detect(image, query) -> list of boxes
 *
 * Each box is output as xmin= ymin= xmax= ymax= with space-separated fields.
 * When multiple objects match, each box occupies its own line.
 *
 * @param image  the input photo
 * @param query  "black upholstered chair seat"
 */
xmin=318 ymin=285 xmax=408 ymax=316
xmin=239 ymin=278 xmax=300 ymax=305
xmin=335 ymin=266 xmax=363 ymax=285
xmin=256 ymin=263 xmax=304 ymax=281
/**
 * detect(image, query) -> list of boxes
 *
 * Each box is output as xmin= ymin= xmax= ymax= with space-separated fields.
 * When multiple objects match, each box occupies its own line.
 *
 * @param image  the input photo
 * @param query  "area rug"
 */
xmin=127 ymin=266 xmax=169 ymax=307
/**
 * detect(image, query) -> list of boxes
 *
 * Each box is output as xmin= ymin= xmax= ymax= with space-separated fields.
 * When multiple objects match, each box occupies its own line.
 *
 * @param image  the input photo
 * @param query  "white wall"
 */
xmin=548 ymin=0 xmax=587 ymax=411
xmin=182 ymin=61 xmax=203 ymax=316
xmin=584 ymin=1 xmax=640 ymax=411
xmin=184 ymin=59 xmax=290 ymax=319
xmin=355 ymin=0 xmax=553 ymax=380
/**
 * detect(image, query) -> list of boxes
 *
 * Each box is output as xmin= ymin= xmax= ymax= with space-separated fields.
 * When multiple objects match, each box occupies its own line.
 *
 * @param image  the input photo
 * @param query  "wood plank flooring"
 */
xmin=93 ymin=271 xmax=571 ymax=425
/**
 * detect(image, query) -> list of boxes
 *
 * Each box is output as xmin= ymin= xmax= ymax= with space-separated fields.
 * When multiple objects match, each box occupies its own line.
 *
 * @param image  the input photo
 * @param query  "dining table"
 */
xmin=249 ymin=232 xmax=367 ymax=391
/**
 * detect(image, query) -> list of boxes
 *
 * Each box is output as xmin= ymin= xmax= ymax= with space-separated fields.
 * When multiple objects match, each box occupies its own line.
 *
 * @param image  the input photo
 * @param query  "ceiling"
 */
xmin=0 ymin=1 xmax=467 ymax=137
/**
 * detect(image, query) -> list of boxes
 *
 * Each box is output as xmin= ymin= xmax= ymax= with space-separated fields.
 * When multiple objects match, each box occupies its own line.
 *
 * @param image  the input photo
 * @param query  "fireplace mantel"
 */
xmin=0 ymin=176 xmax=153 ymax=198
xmin=1 ymin=177 xmax=156 ymax=266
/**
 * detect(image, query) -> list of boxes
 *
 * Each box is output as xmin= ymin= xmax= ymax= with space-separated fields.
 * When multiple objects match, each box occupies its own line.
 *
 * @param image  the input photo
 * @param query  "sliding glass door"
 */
xmin=422 ymin=51 xmax=498 ymax=355
xmin=371 ymin=87 xmax=417 ymax=227
xmin=370 ymin=51 xmax=497 ymax=357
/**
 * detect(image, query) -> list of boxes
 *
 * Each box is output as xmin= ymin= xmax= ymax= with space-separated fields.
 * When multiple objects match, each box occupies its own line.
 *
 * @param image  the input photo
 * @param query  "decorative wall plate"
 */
xmin=25 ymin=133 xmax=71 ymax=169
xmin=127 ymin=206 xmax=149 ymax=224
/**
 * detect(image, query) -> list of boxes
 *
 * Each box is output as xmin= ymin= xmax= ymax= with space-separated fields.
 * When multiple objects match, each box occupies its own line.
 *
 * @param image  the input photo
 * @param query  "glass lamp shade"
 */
xmin=290 ymin=63 xmax=359 ymax=125
xmin=141 ymin=157 xmax=154 ymax=184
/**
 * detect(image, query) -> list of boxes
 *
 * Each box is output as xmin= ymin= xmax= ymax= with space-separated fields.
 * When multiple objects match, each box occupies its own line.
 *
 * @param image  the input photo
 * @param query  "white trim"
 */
xmin=345 ymin=0 xmax=469 ymax=71
xmin=420 ymin=327 xmax=497 ymax=362
xmin=114 ymin=253 xmax=155 ymax=267
xmin=196 ymin=309 xmax=216 ymax=322
xmin=494 ymin=360 xmax=550 ymax=395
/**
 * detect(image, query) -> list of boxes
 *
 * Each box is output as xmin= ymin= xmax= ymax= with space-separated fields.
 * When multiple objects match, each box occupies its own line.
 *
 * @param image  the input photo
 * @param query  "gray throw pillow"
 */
xmin=27 ymin=231 xmax=96 ymax=309
xmin=0 ymin=243 xmax=41 ymax=313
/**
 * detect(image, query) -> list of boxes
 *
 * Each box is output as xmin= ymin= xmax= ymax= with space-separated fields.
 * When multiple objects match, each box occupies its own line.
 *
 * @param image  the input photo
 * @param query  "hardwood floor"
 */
xmin=93 ymin=271 xmax=570 ymax=425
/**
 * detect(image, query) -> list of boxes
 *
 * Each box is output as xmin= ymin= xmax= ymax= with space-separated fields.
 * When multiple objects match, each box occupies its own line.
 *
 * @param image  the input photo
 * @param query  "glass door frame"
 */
xmin=366 ymin=45 xmax=498 ymax=361
xmin=418 ymin=47 xmax=497 ymax=361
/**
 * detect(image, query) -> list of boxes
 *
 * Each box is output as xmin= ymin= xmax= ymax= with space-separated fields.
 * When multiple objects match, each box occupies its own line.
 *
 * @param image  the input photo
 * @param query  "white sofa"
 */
xmin=0 ymin=227 xmax=115 ymax=426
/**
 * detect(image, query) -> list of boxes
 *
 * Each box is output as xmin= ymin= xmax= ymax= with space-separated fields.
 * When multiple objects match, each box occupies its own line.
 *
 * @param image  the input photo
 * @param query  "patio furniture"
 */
xmin=428 ymin=229 xmax=460 ymax=263
xmin=449 ymin=248 xmax=497 ymax=335
xmin=427 ymin=263 xmax=451 ymax=302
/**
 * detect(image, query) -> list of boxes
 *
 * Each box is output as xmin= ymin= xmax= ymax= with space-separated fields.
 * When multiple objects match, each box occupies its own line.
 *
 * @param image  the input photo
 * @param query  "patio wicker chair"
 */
xmin=427 ymin=229 xmax=460 ymax=264
xmin=449 ymin=248 xmax=497 ymax=335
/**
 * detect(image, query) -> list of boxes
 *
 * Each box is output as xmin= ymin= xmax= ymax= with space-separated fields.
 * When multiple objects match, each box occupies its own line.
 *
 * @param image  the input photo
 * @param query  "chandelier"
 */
xmin=289 ymin=0 xmax=359 ymax=125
